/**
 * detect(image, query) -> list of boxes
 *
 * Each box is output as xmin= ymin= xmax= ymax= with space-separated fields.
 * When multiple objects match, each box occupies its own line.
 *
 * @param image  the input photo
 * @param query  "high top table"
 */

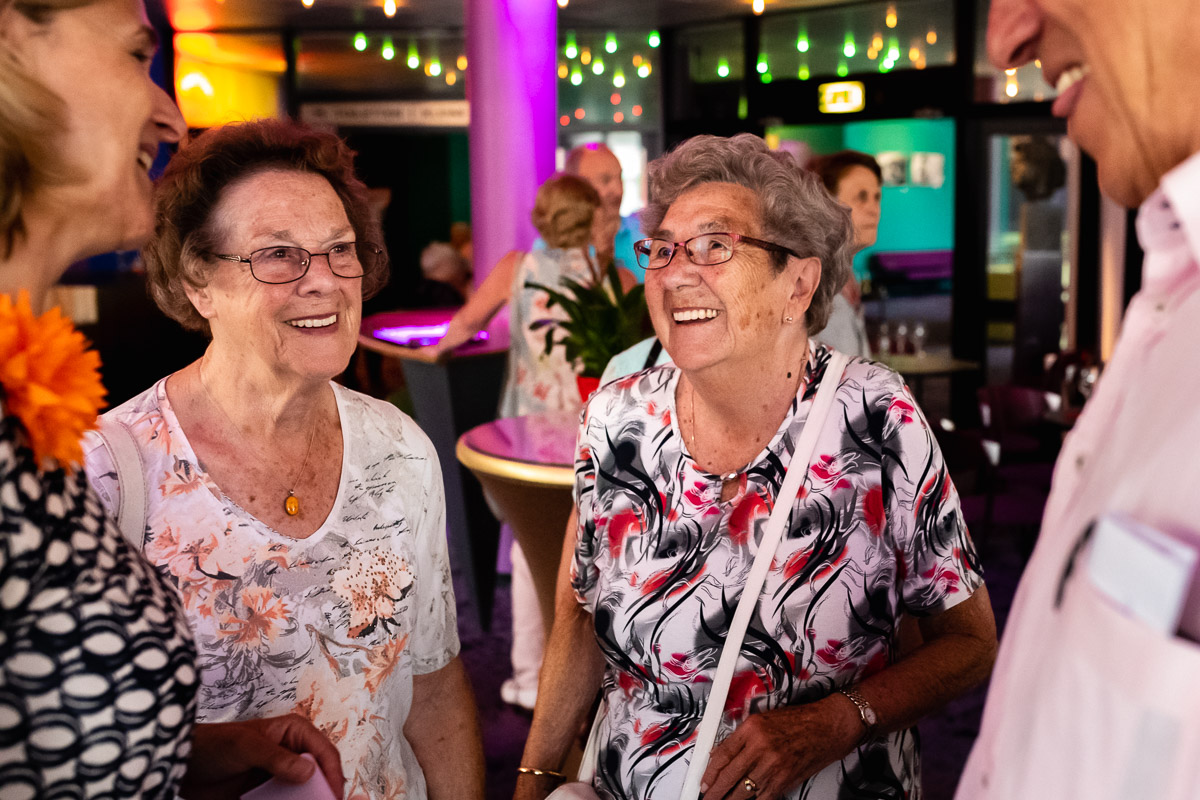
xmin=456 ymin=412 xmax=578 ymax=636
xmin=359 ymin=309 xmax=509 ymax=629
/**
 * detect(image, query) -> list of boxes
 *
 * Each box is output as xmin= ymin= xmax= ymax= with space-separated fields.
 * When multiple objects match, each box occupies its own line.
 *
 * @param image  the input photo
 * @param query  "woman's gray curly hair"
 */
xmin=641 ymin=133 xmax=854 ymax=333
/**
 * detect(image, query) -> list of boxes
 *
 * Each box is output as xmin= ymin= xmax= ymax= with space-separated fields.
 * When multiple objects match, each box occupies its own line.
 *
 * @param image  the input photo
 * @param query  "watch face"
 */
xmin=863 ymin=705 xmax=878 ymax=727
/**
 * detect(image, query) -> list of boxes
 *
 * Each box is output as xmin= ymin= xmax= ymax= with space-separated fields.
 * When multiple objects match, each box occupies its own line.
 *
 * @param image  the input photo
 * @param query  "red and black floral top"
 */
xmin=571 ymin=342 xmax=983 ymax=799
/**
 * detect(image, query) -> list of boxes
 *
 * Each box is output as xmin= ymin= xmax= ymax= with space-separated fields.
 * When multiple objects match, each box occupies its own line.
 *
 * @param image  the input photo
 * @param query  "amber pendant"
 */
xmin=284 ymin=492 xmax=300 ymax=516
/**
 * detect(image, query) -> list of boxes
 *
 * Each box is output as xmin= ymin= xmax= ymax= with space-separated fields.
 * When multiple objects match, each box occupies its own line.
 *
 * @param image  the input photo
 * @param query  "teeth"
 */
xmin=137 ymin=151 xmax=154 ymax=172
xmin=1055 ymin=64 xmax=1090 ymax=95
xmin=672 ymin=308 xmax=719 ymax=322
xmin=287 ymin=314 xmax=337 ymax=329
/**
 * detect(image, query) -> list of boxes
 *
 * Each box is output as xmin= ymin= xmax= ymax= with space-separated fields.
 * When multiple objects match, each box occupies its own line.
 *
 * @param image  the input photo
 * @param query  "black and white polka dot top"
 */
xmin=0 ymin=408 xmax=198 ymax=798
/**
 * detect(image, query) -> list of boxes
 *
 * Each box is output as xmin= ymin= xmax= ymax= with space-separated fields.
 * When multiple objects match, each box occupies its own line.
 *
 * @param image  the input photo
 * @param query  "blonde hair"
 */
xmin=531 ymin=173 xmax=600 ymax=250
xmin=0 ymin=0 xmax=95 ymax=257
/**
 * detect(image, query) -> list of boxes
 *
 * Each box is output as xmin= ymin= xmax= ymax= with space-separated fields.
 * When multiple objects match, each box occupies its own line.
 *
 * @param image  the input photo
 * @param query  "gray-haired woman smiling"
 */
xmin=515 ymin=134 xmax=996 ymax=800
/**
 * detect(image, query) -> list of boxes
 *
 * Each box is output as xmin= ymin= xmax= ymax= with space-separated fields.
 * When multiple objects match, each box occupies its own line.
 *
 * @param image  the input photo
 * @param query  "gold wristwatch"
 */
xmin=838 ymin=687 xmax=878 ymax=742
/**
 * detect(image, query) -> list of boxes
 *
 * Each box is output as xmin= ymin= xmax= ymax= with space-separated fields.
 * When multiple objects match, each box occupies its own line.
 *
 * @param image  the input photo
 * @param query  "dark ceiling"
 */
xmin=160 ymin=0 xmax=864 ymax=32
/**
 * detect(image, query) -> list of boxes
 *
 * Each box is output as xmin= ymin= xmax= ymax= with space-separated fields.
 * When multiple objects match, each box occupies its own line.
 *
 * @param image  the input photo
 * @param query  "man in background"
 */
xmin=565 ymin=142 xmax=643 ymax=280
xmin=958 ymin=1 xmax=1200 ymax=797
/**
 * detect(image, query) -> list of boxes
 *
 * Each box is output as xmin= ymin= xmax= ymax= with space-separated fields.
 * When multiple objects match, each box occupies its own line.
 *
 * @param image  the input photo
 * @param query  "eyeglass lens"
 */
xmin=635 ymin=233 xmax=734 ymax=270
xmin=249 ymin=243 xmax=375 ymax=284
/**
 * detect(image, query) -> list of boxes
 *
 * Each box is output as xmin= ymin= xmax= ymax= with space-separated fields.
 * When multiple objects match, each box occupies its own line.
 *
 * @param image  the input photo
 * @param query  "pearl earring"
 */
xmin=785 ymin=316 xmax=794 ymax=322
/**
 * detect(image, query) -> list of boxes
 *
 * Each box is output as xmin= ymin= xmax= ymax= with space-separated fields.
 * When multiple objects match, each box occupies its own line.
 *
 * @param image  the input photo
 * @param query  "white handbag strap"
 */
xmin=92 ymin=418 xmax=148 ymax=550
xmin=680 ymin=350 xmax=850 ymax=799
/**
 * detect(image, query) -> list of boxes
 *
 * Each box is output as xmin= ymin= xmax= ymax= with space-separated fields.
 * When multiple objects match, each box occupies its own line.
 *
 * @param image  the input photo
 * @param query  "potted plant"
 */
xmin=526 ymin=261 xmax=649 ymax=402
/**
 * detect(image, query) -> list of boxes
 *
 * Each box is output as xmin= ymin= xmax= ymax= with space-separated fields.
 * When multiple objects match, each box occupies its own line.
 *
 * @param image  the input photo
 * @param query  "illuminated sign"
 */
xmin=818 ymin=81 xmax=865 ymax=114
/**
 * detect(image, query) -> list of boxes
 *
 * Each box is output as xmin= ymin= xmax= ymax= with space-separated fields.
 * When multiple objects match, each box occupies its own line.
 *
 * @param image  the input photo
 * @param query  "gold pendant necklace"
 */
xmin=199 ymin=363 xmax=320 ymax=517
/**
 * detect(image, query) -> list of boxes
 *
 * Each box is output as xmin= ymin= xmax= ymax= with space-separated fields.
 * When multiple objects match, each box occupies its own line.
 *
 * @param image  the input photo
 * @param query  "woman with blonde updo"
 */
xmin=422 ymin=173 xmax=635 ymax=415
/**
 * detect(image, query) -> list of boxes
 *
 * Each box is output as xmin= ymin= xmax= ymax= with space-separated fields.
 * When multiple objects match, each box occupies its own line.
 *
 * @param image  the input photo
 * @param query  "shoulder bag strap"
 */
xmin=92 ymin=418 xmax=149 ymax=550
xmin=680 ymin=350 xmax=851 ymax=800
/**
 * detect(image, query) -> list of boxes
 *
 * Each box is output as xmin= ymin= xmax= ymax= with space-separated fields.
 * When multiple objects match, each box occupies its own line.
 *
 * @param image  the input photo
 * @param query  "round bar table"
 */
xmin=456 ymin=412 xmax=578 ymax=636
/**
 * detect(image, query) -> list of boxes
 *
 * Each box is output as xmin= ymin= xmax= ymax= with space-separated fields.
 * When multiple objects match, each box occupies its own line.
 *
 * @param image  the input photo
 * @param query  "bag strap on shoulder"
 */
xmin=92 ymin=418 xmax=148 ymax=550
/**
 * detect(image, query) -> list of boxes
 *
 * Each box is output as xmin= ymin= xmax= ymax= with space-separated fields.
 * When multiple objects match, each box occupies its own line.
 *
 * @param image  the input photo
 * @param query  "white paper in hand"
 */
xmin=240 ymin=754 xmax=338 ymax=800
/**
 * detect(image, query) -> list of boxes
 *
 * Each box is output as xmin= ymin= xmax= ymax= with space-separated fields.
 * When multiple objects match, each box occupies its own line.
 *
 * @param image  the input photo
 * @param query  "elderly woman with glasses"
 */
xmin=82 ymin=119 xmax=485 ymax=800
xmin=515 ymin=134 xmax=996 ymax=800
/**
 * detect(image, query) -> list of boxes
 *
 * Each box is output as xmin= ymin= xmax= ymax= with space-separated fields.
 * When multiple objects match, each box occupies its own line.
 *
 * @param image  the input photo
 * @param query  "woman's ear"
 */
xmin=785 ymin=256 xmax=822 ymax=322
xmin=182 ymin=274 xmax=217 ymax=323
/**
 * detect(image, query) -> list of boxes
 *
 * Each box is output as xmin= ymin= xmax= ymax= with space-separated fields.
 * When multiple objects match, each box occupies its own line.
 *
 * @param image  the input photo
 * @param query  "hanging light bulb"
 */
xmin=837 ymin=60 xmax=849 ymax=77
xmin=580 ymin=47 xmax=591 ymax=65
xmin=558 ymin=62 xmax=568 ymax=79
xmin=557 ymin=0 xmax=568 ymax=7
xmin=384 ymin=0 xmax=396 ymax=17
xmin=647 ymin=30 xmax=661 ymax=48
xmin=445 ymin=70 xmax=457 ymax=85
xmin=354 ymin=32 xmax=368 ymax=52
xmin=457 ymin=54 xmax=467 ymax=70
xmin=564 ymin=31 xmax=578 ymax=59
xmin=752 ymin=0 xmax=764 ymax=14
xmin=592 ymin=56 xmax=604 ymax=75
xmin=381 ymin=37 xmax=395 ymax=61
xmin=886 ymin=4 xmax=897 ymax=28
xmin=301 ymin=0 xmax=314 ymax=8
xmin=843 ymin=34 xmax=856 ymax=58
xmin=1005 ymin=76 xmax=1019 ymax=97
xmin=613 ymin=69 xmax=625 ymax=88
xmin=717 ymin=58 xmax=730 ymax=78
xmin=570 ymin=67 xmax=582 ymax=86
xmin=407 ymin=40 xmax=419 ymax=69
xmin=756 ymin=56 xmax=768 ymax=74
xmin=797 ymin=27 xmax=809 ymax=52
xmin=605 ymin=33 xmax=617 ymax=54
xmin=927 ymin=29 xmax=938 ymax=45
xmin=798 ymin=63 xmax=810 ymax=80
xmin=909 ymin=44 xmax=921 ymax=61
xmin=429 ymin=59 xmax=442 ymax=76
xmin=638 ymin=62 xmax=651 ymax=78
xmin=887 ymin=38 xmax=900 ymax=62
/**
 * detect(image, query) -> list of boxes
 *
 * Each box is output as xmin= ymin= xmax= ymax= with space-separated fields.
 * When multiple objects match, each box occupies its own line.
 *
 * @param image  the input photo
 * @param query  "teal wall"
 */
xmin=768 ymin=118 xmax=956 ymax=279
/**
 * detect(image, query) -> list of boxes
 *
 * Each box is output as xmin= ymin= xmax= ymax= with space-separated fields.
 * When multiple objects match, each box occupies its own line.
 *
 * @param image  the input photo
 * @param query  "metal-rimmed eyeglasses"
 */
xmin=633 ymin=232 xmax=800 ymax=270
xmin=209 ymin=242 xmax=382 ymax=285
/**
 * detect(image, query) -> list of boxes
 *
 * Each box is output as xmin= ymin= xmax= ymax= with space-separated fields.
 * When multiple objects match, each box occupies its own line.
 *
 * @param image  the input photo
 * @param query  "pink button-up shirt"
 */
xmin=956 ymin=152 xmax=1200 ymax=798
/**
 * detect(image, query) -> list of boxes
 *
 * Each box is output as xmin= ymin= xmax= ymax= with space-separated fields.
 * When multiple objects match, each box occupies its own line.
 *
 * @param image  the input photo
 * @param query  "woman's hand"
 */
xmin=180 ymin=714 xmax=344 ymax=800
xmin=700 ymin=696 xmax=861 ymax=799
xmin=408 ymin=343 xmax=448 ymax=363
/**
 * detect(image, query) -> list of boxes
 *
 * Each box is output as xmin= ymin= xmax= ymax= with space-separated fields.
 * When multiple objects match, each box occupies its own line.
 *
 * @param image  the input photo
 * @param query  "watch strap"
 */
xmin=838 ymin=687 xmax=877 ymax=742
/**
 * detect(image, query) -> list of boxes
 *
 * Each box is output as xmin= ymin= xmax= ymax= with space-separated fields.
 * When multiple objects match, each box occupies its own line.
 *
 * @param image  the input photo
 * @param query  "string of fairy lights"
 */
xmin=315 ymin=2 xmax=986 ymax=100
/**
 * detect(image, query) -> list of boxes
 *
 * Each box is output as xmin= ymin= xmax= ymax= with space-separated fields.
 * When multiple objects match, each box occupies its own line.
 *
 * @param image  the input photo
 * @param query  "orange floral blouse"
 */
xmin=83 ymin=381 xmax=459 ymax=800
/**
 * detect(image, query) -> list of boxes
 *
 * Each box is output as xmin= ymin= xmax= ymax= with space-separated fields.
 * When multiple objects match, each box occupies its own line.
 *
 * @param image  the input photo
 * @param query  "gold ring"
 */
xmin=743 ymin=777 xmax=759 ymax=793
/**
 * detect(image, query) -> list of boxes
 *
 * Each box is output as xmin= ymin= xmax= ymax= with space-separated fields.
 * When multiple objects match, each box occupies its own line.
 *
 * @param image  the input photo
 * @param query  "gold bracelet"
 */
xmin=516 ymin=766 xmax=567 ymax=782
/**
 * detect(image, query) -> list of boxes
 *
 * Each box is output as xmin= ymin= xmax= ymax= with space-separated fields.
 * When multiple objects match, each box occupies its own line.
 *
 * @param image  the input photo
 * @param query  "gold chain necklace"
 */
xmin=686 ymin=364 xmax=807 ymax=484
xmin=198 ymin=363 xmax=321 ymax=517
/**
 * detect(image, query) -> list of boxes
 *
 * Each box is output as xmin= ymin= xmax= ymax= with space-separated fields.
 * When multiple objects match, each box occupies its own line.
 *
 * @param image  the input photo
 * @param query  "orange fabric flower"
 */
xmin=0 ymin=291 xmax=105 ymax=471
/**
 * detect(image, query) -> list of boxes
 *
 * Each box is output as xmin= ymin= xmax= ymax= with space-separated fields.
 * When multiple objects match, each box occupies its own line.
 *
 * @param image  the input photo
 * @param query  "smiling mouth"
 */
xmin=1054 ymin=64 xmax=1090 ymax=94
xmin=287 ymin=313 xmax=338 ymax=329
xmin=672 ymin=308 xmax=720 ymax=323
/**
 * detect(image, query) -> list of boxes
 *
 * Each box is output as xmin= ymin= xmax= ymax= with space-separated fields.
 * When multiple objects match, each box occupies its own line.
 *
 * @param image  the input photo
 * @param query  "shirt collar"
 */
xmin=1140 ymin=149 xmax=1200 ymax=255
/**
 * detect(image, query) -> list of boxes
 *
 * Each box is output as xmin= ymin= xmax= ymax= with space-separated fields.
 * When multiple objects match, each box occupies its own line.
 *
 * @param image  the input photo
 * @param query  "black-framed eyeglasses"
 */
xmin=633 ymin=232 xmax=801 ymax=270
xmin=210 ymin=242 xmax=382 ymax=285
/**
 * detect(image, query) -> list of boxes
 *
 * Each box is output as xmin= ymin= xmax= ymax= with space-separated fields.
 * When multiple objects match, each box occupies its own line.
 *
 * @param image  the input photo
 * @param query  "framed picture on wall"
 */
xmin=911 ymin=152 xmax=946 ymax=188
xmin=876 ymin=151 xmax=908 ymax=186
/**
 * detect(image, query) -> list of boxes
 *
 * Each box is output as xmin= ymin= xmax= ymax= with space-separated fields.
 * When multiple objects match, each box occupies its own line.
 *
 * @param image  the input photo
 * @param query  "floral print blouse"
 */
xmin=498 ymin=245 xmax=595 ymax=418
xmin=571 ymin=343 xmax=983 ymax=799
xmin=83 ymin=381 xmax=459 ymax=800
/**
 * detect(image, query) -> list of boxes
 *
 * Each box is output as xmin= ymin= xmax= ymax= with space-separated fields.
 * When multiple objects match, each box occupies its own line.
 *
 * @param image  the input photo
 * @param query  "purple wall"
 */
xmin=465 ymin=0 xmax=557 ymax=286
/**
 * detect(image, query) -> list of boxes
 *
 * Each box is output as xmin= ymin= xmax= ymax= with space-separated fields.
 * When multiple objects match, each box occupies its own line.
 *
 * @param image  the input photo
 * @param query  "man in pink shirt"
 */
xmin=958 ymin=2 xmax=1200 ymax=798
